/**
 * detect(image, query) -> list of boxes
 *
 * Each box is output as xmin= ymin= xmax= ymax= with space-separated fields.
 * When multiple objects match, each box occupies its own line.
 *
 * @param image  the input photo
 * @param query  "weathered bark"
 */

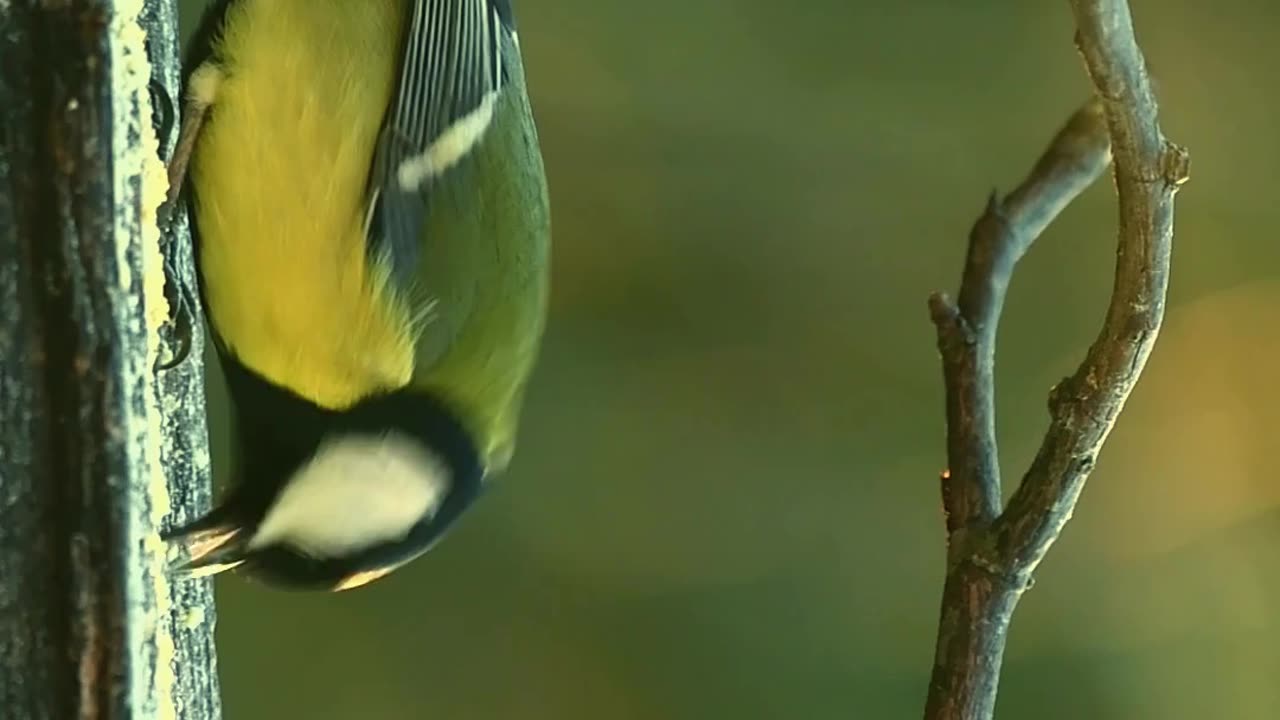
xmin=0 ymin=1 xmax=221 ymax=718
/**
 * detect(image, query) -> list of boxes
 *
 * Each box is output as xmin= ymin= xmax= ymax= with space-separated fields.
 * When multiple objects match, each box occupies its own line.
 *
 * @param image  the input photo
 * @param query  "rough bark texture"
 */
xmin=922 ymin=1 xmax=1190 ymax=718
xmin=0 ymin=1 xmax=221 ymax=718
xmin=145 ymin=1 xmax=224 ymax=717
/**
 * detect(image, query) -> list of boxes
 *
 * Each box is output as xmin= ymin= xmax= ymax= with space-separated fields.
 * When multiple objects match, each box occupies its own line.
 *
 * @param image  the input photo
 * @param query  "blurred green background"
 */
xmin=178 ymin=1 xmax=1280 ymax=717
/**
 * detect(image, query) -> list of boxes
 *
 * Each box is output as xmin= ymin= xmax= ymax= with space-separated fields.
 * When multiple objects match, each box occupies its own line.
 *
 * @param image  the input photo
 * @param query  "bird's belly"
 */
xmin=190 ymin=0 xmax=414 ymax=409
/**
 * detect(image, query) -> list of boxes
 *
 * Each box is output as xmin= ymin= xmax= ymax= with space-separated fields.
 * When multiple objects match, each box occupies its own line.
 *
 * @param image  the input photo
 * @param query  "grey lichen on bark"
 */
xmin=0 ymin=1 xmax=221 ymax=718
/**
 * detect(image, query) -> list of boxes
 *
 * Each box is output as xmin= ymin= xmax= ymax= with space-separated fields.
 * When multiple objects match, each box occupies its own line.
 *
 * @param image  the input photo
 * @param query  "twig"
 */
xmin=922 ymin=2 xmax=1189 ymax=718
xmin=928 ymin=98 xmax=1112 ymax=557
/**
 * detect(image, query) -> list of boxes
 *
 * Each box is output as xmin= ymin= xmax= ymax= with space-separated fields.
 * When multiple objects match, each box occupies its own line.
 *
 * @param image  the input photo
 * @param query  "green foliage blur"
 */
xmin=180 ymin=1 xmax=1280 ymax=717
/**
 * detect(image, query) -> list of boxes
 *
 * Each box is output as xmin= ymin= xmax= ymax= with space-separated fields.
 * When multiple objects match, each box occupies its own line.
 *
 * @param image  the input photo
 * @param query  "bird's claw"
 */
xmin=149 ymin=76 xmax=198 ymax=372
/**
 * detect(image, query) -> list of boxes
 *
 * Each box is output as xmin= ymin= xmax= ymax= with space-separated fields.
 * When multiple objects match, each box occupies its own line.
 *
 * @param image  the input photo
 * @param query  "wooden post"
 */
xmin=0 ymin=1 xmax=222 ymax=717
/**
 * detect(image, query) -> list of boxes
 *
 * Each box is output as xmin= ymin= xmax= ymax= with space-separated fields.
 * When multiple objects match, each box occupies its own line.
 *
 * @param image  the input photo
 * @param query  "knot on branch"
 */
xmin=1160 ymin=140 xmax=1191 ymax=188
xmin=928 ymin=292 xmax=975 ymax=354
xmin=1047 ymin=376 xmax=1076 ymax=415
xmin=971 ymin=190 xmax=1010 ymax=243
xmin=948 ymin=539 xmax=1036 ymax=594
xmin=969 ymin=554 xmax=1034 ymax=593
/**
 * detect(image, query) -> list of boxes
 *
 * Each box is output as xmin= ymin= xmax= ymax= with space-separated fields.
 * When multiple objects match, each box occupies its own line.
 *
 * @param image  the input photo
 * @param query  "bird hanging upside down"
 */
xmin=161 ymin=0 xmax=550 ymax=592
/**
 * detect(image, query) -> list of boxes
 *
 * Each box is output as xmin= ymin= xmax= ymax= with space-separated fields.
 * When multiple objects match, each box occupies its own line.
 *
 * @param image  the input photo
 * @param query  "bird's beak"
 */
xmin=163 ymin=519 xmax=250 ymax=579
xmin=332 ymin=566 xmax=397 ymax=592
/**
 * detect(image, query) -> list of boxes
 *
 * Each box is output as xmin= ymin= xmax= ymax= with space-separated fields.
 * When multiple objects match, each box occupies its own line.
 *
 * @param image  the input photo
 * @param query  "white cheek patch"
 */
xmin=395 ymin=91 xmax=500 ymax=190
xmin=248 ymin=432 xmax=451 ymax=559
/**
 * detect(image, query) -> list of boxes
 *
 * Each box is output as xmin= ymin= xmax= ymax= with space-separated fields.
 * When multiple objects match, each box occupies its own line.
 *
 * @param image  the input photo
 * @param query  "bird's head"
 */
xmin=164 ymin=374 xmax=484 ymax=592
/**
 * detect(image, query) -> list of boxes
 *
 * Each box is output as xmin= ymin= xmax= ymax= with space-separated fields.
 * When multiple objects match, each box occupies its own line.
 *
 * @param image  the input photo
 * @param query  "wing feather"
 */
xmin=365 ymin=0 xmax=512 ymax=287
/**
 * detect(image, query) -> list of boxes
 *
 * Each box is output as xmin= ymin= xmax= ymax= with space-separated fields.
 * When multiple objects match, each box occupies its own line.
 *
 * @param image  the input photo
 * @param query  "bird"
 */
xmin=160 ymin=0 xmax=550 ymax=592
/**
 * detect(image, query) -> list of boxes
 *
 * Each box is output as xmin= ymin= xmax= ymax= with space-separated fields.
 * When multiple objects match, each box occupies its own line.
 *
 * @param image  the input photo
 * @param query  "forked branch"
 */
xmin=922 ymin=2 xmax=1189 ymax=718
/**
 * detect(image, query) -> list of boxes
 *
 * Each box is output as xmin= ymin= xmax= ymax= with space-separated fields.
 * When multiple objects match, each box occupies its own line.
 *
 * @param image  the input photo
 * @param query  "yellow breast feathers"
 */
xmin=190 ymin=0 xmax=418 ymax=409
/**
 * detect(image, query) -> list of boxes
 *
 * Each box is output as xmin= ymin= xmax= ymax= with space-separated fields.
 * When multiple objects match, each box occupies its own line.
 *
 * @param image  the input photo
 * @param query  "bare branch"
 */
xmin=922 ymin=1 xmax=1188 ymax=718
xmin=923 ymin=95 xmax=1112 ymax=720
xmin=994 ymin=0 xmax=1190 ymax=581
xmin=928 ymin=98 xmax=1111 ymax=559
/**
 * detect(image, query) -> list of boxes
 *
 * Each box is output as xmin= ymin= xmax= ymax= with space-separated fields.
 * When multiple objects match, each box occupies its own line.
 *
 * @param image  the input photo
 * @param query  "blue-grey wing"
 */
xmin=364 ymin=0 xmax=516 ymax=289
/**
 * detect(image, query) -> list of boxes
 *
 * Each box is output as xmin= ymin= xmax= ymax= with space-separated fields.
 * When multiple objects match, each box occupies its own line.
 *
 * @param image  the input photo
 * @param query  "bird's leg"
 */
xmin=151 ymin=76 xmax=209 ymax=371
xmin=161 ymin=100 xmax=208 ymax=226
xmin=158 ymin=62 xmax=226 ymax=230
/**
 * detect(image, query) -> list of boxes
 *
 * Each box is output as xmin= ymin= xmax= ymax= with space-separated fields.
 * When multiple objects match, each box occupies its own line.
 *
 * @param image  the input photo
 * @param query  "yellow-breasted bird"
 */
xmin=161 ymin=0 xmax=550 ymax=591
